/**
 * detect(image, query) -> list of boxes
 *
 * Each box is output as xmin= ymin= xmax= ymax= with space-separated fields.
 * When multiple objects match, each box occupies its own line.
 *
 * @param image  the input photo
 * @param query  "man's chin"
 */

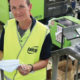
xmin=16 ymin=19 xmax=24 ymax=22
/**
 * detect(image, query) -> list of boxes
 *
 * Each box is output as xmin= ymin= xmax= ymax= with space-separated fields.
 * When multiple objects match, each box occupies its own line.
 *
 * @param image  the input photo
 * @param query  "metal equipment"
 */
xmin=50 ymin=16 xmax=80 ymax=48
xmin=49 ymin=16 xmax=80 ymax=80
xmin=44 ymin=0 xmax=68 ymax=18
xmin=51 ymin=46 xmax=80 ymax=80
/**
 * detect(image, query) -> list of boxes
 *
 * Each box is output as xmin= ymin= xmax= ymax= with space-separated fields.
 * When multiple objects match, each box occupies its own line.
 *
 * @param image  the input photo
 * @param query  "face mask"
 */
xmin=0 ymin=59 xmax=21 ymax=72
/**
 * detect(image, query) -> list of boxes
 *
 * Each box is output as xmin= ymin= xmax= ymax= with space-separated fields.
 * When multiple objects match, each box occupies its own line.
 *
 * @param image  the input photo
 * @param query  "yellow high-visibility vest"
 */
xmin=3 ymin=18 xmax=49 ymax=80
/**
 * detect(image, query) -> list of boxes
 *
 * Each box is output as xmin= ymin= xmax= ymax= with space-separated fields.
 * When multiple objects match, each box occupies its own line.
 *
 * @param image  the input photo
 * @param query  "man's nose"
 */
xmin=16 ymin=9 xmax=20 ymax=14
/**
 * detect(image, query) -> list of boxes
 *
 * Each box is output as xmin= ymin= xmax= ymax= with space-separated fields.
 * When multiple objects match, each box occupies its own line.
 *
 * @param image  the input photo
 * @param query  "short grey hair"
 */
xmin=9 ymin=0 xmax=30 ymax=6
xmin=26 ymin=0 xmax=30 ymax=6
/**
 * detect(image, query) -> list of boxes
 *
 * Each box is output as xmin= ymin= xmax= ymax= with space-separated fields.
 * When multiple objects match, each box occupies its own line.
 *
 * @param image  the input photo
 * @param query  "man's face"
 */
xmin=10 ymin=0 xmax=32 ymax=22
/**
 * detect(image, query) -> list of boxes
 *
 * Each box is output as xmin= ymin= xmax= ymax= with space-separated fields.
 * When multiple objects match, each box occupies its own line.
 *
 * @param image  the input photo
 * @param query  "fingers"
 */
xmin=21 ymin=65 xmax=27 ymax=70
xmin=18 ymin=67 xmax=26 ymax=76
xmin=17 ymin=65 xmax=31 ymax=76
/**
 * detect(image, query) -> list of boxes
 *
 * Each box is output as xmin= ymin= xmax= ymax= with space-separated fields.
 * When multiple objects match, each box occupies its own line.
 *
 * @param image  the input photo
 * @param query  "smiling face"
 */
xmin=10 ymin=0 xmax=32 ymax=22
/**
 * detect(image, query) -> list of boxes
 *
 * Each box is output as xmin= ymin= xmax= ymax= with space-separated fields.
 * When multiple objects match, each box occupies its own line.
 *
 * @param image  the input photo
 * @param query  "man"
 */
xmin=0 ymin=0 xmax=52 ymax=80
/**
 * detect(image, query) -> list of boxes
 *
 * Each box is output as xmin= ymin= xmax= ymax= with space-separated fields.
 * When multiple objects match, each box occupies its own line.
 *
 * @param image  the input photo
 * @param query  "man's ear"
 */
xmin=29 ymin=4 xmax=32 ymax=11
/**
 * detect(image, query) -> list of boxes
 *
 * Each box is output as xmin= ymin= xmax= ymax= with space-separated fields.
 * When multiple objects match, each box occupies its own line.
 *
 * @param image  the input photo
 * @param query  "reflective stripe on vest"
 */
xmin=4 ymin=75 xmax=11 ymax=80
xmin=3 ymin=19 xmax=49 ymax=80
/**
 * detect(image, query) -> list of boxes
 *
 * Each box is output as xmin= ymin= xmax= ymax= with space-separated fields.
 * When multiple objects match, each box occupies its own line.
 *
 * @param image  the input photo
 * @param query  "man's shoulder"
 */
xmin=5 ymin=18 xmax=16 ymax=26
xmin=8 ymin=18 xmax=16 ymax=23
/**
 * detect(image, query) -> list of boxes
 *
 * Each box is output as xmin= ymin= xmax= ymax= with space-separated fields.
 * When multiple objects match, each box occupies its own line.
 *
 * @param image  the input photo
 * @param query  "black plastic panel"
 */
xmin=44 ymin=0 xmax=67 ymax=18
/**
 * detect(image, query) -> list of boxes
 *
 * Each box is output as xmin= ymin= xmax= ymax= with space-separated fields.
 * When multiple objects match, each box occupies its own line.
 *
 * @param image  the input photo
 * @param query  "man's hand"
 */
xmin=17 ymin=64 xmax=32 ymax=76
xmin=17 ymin=59 xmax=49 ymax=76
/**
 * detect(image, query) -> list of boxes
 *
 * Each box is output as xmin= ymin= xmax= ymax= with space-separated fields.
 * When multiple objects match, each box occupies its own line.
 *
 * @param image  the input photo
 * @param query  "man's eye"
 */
xmin=12 ymin=7 xmax=16 ymax=10
xmin=20 ymin=5 xmax=24 ymax=8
